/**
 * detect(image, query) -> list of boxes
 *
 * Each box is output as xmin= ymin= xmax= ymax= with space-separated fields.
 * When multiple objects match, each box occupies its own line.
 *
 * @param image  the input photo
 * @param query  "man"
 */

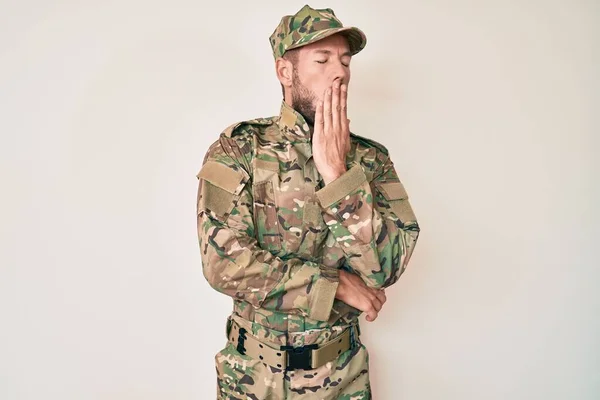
xmin=196 ymin=5 xmax=420 ymax=399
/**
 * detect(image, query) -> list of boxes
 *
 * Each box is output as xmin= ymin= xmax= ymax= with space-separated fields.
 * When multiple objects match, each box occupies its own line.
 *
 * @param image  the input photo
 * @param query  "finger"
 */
xmin=365 ymin=308 xmax=378 ymax=322
xmin=367 ymin=292 xmax=383 ymax=312
xmin=314 ymin=99 xmax=324 ymax=134
xmin=340 ymin=84 xmax=350 ymax=152
xmin=372 ymin=296 xmax=383 ymax=312
xmin=332 ymin=80 xmax=341 ymax=133
xmin=345 ymin=117 xmax=351 ymax=153
xmin=376 ymin=290 xmax=387 ymax=306
xmin=323 ymin=87 xmax=332 ymax=133
xmin=340 ymin=83 xmax=348 ymax=131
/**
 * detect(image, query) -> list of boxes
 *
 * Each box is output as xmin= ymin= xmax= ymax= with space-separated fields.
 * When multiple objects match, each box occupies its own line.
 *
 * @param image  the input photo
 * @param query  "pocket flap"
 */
xmin=253 ymin=158 xmax=279 ymax=172
xmin=252 ymin=158 xmax=279 ymax=183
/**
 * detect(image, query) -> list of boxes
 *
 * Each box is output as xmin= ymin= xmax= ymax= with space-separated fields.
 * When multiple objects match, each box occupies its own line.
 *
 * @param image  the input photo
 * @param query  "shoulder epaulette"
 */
xmin=350 ymin=132 xmax=389 ymax=156
xmin=222 ymin=118 xmax=274 ymax=138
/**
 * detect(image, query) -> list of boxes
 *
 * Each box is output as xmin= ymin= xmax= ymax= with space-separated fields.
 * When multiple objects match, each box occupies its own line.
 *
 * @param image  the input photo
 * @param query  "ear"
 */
xmin=275 ymin=57 xmax=293 ymax=88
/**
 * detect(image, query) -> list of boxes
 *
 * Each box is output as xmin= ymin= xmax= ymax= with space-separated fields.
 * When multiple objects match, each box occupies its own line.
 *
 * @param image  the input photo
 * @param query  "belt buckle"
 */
xmin=280 ymin=344 xmax=319 ymax=370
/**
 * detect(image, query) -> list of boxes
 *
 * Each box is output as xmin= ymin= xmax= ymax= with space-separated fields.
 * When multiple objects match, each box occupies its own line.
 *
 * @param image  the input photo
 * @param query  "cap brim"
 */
xmin=287 ymin=26 xmax=367 ymax=56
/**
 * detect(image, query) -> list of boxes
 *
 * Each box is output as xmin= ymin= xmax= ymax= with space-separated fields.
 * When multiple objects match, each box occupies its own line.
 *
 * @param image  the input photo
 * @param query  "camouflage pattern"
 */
xmin=215 ymin=314 xmax=370 ymax=399
xmin=269 ymin=4 xmax=367 ymax=60
xmin=196 ymin=100 xmax=420 ymax=398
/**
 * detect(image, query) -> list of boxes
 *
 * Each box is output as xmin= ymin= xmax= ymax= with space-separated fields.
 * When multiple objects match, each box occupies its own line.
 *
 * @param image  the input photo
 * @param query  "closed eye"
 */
xmin=316 ymin=59 xmax=350 ymax=67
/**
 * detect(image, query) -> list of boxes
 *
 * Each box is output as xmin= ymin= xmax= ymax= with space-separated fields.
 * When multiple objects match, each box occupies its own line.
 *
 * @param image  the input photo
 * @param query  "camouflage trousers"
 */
xmin=214 ymin=313 xmax=371 ymax=399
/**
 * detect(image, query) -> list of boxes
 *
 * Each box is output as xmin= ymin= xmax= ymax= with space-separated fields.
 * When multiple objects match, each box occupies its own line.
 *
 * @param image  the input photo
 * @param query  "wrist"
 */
xmin=322 ymin=166 xmax=347 ymax=185
xmin=334 ymin=270 xmax=348 ymax=299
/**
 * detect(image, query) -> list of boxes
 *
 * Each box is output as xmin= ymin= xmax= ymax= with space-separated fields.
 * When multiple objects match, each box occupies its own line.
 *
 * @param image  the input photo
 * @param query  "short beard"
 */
xmin=290 ymin=66 xmax=317 ymax=126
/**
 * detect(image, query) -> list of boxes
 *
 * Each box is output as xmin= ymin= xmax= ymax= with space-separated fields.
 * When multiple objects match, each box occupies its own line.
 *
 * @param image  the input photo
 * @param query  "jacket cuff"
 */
xmin=315 ymin=164 xmax=367 ymax=208
xmin=308 ymin=271 xmax=339 ymax=322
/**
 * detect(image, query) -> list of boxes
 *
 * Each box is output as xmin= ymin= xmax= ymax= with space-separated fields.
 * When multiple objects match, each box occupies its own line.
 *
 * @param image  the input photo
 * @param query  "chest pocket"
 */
xmin=296 ymin=197 xmax=327 ymax=261
xmin=252 ymin=159 xmax=282 ymax=253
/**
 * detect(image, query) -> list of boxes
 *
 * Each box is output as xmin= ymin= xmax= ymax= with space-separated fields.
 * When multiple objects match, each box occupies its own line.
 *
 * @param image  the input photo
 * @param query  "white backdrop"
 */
xmin=1 ymin=1 xmax=598 ymax=399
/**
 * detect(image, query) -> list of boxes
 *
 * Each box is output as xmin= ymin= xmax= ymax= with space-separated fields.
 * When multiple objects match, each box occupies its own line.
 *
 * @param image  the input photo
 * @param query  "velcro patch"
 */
xmin=196 ymin=161 xmax=248 ymax=218
xmin=197 ymin=161 xmax=247 ymax=194
xmin=378 ymin=181 xmax=408 ymax=200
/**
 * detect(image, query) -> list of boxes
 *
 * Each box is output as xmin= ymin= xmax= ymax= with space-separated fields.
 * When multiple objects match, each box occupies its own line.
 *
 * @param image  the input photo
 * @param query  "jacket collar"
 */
xmin=277 ymin=100 xmax=313 ymax=140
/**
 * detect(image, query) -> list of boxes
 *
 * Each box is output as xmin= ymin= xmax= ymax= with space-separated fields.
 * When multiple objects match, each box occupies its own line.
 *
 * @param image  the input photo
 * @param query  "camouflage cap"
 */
xmin=269 ymin=5 xmax=367 ymax=60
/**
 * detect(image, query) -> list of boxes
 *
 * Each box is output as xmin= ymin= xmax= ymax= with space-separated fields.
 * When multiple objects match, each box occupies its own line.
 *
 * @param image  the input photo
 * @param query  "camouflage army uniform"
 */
xmin=195 ymin=5 xmax=420 ymax=400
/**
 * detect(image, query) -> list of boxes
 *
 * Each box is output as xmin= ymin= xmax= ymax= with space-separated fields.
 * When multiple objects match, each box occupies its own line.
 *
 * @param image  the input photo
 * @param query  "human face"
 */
xmin=290 ymin=34 xmax=352 ymax=125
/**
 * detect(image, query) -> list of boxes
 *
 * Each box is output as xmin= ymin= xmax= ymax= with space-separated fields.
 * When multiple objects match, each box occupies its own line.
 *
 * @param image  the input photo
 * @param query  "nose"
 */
xmin=333 ymin=70 xmax=349 ymax=86
xmin=333 ymin=63 xmax=350 ymax=85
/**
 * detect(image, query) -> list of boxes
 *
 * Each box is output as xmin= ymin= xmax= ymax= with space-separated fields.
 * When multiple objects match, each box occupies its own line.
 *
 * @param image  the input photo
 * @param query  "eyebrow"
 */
xmin=313 ymin=49 xmax=352 ymax=57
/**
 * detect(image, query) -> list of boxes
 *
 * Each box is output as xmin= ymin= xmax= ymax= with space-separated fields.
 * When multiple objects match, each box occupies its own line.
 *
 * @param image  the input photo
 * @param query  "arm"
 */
xmin=315 ymin=155 xmax=420 ymax=289
xmin=311 ymin=80 xmax=420 ymax=290
xmin=196 ymin=135 xmax=339 ymax=322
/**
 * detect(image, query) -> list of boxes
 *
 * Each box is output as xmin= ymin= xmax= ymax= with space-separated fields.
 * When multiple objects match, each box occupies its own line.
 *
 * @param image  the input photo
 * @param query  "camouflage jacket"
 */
xmin=196 ymin=100 xmax=420 ymax=333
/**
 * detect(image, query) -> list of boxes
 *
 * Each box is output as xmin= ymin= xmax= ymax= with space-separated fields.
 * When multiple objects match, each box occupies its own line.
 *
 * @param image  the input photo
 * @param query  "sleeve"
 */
xmin=196 ymin=135 xmax=339 ymax=322
xmin=315 ymin=154 xmax=420 ymax=289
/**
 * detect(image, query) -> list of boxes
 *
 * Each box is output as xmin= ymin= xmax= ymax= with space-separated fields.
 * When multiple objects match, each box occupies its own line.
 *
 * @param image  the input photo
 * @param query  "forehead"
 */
xmin=298 ymin=34 xmax=351 ymax=56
